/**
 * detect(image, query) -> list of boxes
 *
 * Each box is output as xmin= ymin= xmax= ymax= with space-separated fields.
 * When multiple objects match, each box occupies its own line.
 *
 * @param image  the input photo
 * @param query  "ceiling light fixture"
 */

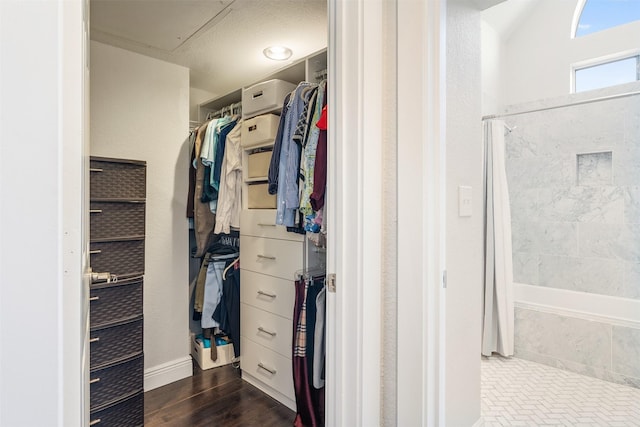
xmin=263 ymin=46 xmax=293 ymax=61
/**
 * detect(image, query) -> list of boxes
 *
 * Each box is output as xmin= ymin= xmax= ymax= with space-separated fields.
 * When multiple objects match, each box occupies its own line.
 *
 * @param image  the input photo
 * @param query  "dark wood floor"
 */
xmin=144 ymin=362 xmax=296 ymax=426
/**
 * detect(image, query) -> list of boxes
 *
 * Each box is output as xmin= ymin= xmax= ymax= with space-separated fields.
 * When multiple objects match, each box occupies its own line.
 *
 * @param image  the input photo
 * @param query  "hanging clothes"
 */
xmin=214 ymin=120 xmax=243 ymax=235
xmin=292 ymin=275 xmax=326 ymax=427
xmin=193 ymin=121 xmax=217 ymax=257
xmin=268 ymin=92 xmax=293 ymax=195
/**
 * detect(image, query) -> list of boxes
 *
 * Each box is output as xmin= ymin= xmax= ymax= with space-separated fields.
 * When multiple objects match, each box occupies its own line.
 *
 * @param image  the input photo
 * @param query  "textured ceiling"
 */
xmin=91 ymin=0 xmax=328 ymax=95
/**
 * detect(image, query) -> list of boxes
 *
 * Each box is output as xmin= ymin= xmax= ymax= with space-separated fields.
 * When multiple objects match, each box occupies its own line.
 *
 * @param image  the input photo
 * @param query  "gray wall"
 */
xmin=505 ymin=86 xmax=640 ymax=388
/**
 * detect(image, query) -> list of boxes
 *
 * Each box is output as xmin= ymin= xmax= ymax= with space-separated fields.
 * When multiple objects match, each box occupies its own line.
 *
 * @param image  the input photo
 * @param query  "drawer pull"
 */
xmin=258 ymin=326 xmax=277 ymax=337
xmin=257 ymin=362 xmax=277 ymax=375
xmin=89 ymin=209 xmax=103 ymax=214
xmin=89 ymin=249 xmax=102 ymax=254
xmin=89 ymin=419 xmax=102 ymax=426
xmin=257 ymin=254 xmax=276 ymax=260
xmin=89 ymin=168 xmax=103 ymax=173
xmin=89 ymin=337 xmax=100 ymax=343
xmin=257 ymin=223 xmax=276 ymax=227
xmin=89 ymin=377 xmax=100 ymax=384
xmin=89 ymin=296 xmax=100 ymax=302
xmin=257 ymin=290 xmax=276 ymax=298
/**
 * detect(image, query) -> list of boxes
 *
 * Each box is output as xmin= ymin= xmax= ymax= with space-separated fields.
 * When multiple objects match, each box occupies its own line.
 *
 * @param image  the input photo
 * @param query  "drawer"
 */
xmin=241 ymin=114 xmax=280 ymax=148
xmin=241 ymin=337 xmax=294 ymax=401
xmin=240 ymin=270 xmax=294 ymax=318
xmin=240 ymin=235 xmax=302 ymax=280
xmin=240 ymin=209 xmax=303 ymax=241
xmin=247 ymin=148 xmax=273 ymax=179
xmin=89 ymin=390 xmax=144 ymax=427
xmin=90 ymin=239 xmax=145 ymax=278
xmin=90 ymin=277 xmax=143 ymax=328
xmin=241 ymin=303 xmax=292 ymax=357
xmin=247 ymin=183 xmax=276 ymax=209
xmin=90 ymin=354 xmax=143 ymax=411
xmin=242 ymin=80 xmax=296 ymax=119
xmin=90 ymin=158 xmax=146 ymax=200
xmin=90 ymin=317 xmax=143 ymax=369
xmin=90 ymin=202 xmax=145 ymax=240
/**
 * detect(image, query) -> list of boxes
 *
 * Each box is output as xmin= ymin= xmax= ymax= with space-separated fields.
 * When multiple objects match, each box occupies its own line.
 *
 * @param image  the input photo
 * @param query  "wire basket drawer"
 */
xmin=90 ymin=202 xmax=145 ymax=240
xmin=89 ymin=390 xmax=144 ymax=427
xmin=90 ymin=317 xmax=143 ymax=368
xmin=90 ymin=278 xmax=143 ymax=328
xmin=90 ymin=239 xmax=145 ymax=277
xmin=90 ymin=159 xmax=146 ymax=200
xmin=90 ymin=354 xmax=143 ymax=411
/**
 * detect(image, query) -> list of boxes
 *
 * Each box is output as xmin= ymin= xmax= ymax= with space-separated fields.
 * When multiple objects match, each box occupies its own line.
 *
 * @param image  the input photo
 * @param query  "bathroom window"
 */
xmin=573 ymin=0 xmax=640 ymax=38
xmin=573 ymin=53 xmax=640 ymax=93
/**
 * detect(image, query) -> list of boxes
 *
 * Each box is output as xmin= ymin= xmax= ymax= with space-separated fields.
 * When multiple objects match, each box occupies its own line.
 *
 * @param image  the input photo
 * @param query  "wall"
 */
xmin=481 ymin=20 xmax=506 ymax=115
xmin=189 ymin=87 xmax=215 ymax=122
xmin=504 ymin=83 xmax=640 ymax=388
xmin=0 ymin=1 xmax=87 ymax=425
xmin=90 ymin=41 xmax=192 ymax=390
xmin=445 ymin=1 xmax=484 ymax=425
xmin=483 ymin=0 xmax=640 ymax=109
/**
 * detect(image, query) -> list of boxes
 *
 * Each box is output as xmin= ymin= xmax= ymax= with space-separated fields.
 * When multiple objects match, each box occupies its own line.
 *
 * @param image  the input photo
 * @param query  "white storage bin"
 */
xmin=190 ymin=334 xmax=235 ymax=370
xmin=241 ymin=114 xmax=280 ymax=148
xmin=247 ymin=150 xmax=272 ymax=179
xmin=247 ymin=183 xmax=276 ymax=209
xmin=242 ymin=79 xmax=296 ymax=118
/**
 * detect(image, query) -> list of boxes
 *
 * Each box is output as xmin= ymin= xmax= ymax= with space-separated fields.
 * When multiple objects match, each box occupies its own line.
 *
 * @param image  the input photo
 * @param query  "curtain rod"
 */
xmin=482 ymin=89 xmax=640 ymax=120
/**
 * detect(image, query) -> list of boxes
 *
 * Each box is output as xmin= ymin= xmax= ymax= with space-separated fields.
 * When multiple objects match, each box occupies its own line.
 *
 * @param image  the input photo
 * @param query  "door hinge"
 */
xmin=328 ymin=273 xmax=336 ymax=293
xmin=443 ymin=270 xmax=447 ymax=288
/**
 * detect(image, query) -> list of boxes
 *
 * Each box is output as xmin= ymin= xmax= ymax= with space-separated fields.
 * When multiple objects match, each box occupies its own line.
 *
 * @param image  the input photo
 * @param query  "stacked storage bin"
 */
xmin=89 ymin=157 xmax=146 ymax=427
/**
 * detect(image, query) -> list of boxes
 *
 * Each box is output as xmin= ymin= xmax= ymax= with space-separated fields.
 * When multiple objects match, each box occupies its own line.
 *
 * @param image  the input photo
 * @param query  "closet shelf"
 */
xmin=90 ymin=198 xmax=146 ymax=203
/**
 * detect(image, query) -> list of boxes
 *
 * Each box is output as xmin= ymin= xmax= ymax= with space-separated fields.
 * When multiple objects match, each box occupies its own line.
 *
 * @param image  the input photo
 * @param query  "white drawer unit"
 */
xmin=241 ymin=269 xmax=295 ymax=319
xmin=240 ymin=209 xmax=304 ymax=242
xmin=241 ymin=337 xmax=296 ymax=405
xmin=241 ymin=303 xmax=293 ymax=357
xmin=240 ymin=235 xmax=303 ymax=280
xmin=242 ymin=80 xmax=296 ymax=119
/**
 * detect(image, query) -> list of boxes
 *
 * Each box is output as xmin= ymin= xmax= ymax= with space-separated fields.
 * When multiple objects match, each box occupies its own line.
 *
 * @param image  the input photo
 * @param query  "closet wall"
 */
xmin=90 ymin=41 xmax=192 ymax=390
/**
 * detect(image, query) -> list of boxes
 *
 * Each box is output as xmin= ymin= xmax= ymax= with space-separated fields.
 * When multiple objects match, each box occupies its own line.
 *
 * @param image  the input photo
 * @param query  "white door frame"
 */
xmin=327 ymin=0 xmax=448 ymax=425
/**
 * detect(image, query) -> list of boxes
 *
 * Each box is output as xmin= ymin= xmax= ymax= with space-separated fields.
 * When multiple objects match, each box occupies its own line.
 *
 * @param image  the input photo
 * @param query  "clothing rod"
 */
xmin=482 ymin=90 xmax=640 ymax=120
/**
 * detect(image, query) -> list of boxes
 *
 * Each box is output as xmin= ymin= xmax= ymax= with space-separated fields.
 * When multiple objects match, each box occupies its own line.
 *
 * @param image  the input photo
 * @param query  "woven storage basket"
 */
xmin=90 ymin=239 xmax=145 ymax=277
xmin=90 ymin=159 xmax=146 ymax=200
xmin=90 ymin=317 xmax=143 ymax=368
xmin=89 ymin=390 xmax=144 ymax=427
xmin=90 ymin=202 xmax=145 ymax=240
xmin=90 ymin=278 xmax=143 ymax=327
xmin=90 ymin=355 xmax=143 ymax=411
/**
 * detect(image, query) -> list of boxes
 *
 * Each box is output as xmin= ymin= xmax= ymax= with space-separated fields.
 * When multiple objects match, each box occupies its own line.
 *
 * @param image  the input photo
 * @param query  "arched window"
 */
xmin=573 ymin=0 xmax=640 ymax=38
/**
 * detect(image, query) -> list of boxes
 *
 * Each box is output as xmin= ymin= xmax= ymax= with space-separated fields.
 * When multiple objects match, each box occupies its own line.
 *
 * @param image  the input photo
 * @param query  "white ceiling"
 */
xmin=90 ymin=0 xmax=328 ymax=95
xmin=482 ymin=0 xmax=539 ymax=40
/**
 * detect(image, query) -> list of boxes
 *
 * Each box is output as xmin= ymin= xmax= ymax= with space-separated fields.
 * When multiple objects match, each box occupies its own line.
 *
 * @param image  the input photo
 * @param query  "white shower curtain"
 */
xmin=482 ymin=119 xmax=514 ymax=357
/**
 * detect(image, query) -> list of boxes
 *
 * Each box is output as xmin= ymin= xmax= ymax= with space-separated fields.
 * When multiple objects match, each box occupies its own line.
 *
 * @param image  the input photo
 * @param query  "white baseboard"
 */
xmin=144 ymin=356 xmax=193 ymax=392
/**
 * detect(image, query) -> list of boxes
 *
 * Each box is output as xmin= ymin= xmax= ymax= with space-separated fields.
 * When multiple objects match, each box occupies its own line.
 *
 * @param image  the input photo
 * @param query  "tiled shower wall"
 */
xmin=504 ymin=92 xmax=640 ymax=388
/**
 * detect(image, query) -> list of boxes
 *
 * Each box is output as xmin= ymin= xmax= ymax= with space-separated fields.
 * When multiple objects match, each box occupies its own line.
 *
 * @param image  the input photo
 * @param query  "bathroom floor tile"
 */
xmin=481 ymin=356 xmax=640 ymax=426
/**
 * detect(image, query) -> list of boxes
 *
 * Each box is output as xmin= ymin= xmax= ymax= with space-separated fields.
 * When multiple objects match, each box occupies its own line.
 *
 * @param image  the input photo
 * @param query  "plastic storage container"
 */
xmin=242 ymin=79 xmax=296 ymax=118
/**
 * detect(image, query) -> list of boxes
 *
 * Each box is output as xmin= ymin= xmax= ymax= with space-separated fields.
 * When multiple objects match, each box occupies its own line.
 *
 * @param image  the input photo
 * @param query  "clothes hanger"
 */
xmin=222 ymin=257 xmax=240 ymax=280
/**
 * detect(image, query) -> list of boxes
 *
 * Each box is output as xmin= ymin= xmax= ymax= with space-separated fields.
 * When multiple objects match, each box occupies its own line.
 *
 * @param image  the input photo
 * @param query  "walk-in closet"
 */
xmin=89 ymin=1 xmax=328 ymax=425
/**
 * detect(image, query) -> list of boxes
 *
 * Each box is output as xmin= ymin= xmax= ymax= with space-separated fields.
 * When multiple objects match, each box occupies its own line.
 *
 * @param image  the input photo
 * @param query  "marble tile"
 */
xmin=510 ymin=220 xmax=539 ymax=253
xmin=613 ymin=144 xmax=640 ymax=186
xmin=538 ymin=255 xmax=624 ymax=297
xmin=623 ymin=186 xmax=640 ymax=224
xmin=513 ymin=252 xmax=539 ymax=285
xmin=505 ymin=131 xmax=538 ymax=159
xmin=538 ymin=222 xmax=578 ymax=256
xmin=623 ymin=262 xmax=640 ymax=299
xmin=508 ymin=188 xmax=540 ymax=224
xmin=515 ymin=308 xmax=611 ymax=369
xmin=539 ymin=186 xmax=623 ymax=223
xmin=612 ymin=326 xmax=640 ymax=379
xmin=578 ymin=223 xmax=640 ymax=262
xmin=577 ymin=152 xmax=613 ymax=186
xmin=506 ymin=155 xmax=575 ymax=190
xmin=624 ymin=96 xmax=640 ymax=145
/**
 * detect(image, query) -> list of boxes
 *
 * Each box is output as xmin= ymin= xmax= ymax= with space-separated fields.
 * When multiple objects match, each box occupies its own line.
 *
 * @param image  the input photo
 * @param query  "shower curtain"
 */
xmin=481 ymin=119 xmax=514 ymax=357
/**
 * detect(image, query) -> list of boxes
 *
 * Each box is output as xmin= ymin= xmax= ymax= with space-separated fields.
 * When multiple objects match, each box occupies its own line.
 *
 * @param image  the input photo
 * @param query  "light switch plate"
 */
xmin=459 ymin=185 xmax=472 ymax=217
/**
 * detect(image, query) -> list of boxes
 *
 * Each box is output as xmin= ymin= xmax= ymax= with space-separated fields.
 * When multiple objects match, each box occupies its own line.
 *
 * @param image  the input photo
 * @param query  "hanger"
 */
xmin=294 ymin=264 xmax=326 ymax=282
xmin=222 ymin=257 xmax=240 ymax=280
